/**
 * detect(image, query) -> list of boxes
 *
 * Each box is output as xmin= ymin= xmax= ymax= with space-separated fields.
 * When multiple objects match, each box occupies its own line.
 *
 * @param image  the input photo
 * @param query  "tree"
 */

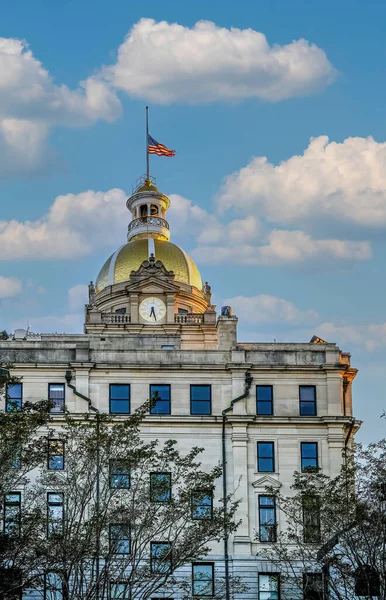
xmin=262 ymin=438 xmax=386 ymax=599
xmin=0 ymin=366 xmax=51 ymax=600
xmin=15 ymin=402 xmax=243 ymax=599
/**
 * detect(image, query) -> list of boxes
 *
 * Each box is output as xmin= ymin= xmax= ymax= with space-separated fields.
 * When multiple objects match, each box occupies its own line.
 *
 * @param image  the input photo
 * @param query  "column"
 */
xmin=231 ymin=424 xmax=251 ymax=554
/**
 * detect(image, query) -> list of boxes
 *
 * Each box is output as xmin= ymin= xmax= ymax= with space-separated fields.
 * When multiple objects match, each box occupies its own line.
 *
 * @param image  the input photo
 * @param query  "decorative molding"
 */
xmin=252 ymin=475 xmax=282 ymax=490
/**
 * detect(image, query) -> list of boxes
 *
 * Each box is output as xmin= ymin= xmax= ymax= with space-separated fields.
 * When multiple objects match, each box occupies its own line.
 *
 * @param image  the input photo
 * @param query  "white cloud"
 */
xmin=0 ymin=276 xmax=22 ymax=298
xmin=219 ymin=136 xmax=386 ymax=235
xmin=0 ymin=37 xmax=121 ymax=174
xmin=224 ymin=294 xmax=319 ymax=325
xmin=192 ymin=229 xmax=371 ymax=266
xmin=68 ymin=284 xmax=88 ymax=311
xmin=103 ymin=18 xmax=336 ymax=104
xmin=0 ymin=188 xmax=127 ymax=259
xmin=12 ymin=313 xmax=84 ymax=334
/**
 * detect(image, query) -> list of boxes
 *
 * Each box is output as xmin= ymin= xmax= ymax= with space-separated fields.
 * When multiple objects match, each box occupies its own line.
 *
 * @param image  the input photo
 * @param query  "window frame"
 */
xmin=150 ymin=384 xmax=171 ymax=415
xmin=109 ymin=582 xmax=131 ymax=600
xmin=47 ymin=439 xmax=65 ymax=471
xmin=44 ymin=571 xmax=63 ymax=600
xmin=303 ymin=572 xmax=324 ymax=600
xmin=258 ymin=495 xmax=277 ymax=543
xmin=109 ymin=459 xmax=131 ymax=489
xmin=257 ymin=442 xmax=275 ymax=473
xmin=299 ymin=385 xmax=317 ymax=416
xmin=48 ymin=383 xmax=65 ymax=414
xmin=150 ymin=472 xmax=172 ymax=503
xmin=109 ymin=384 xmax=131 ymax=415
xmin=258 ymin=573 xmax=280 ymax=599
xmin=191 ymin=490 xmax=213 ymax=520
xmin=192 ymin=562 xmax=214 ymax=597
xmin=256 ymin=385 xmax=274 ymax=416
xmin=109 ymin=523 xmax=131 ymax=555
xmin=47 ymin=492 xmax=64 ymax=536
xmin=6 ymin=382 xmax=23 ymax=412
xmin=190 ymin=385 xmax=212 ymax=416
xmin=150 ymin=541 xmax=172 ymax=574
xmin=302 ymin=495 xmax=321 ymax=544
xmin=4 ymin=492 xmax=21 ymax=536
xmin=301 ymin=442 xmax=319 ymax=473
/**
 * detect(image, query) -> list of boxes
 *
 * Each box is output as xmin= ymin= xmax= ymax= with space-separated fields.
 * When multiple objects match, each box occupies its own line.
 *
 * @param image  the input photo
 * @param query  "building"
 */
xmin=0 ymin=175 xmax=359 ymax=599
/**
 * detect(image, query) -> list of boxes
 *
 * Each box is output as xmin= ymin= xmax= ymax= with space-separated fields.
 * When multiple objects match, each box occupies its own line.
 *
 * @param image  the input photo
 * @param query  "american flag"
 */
xmin=148 ymin=134 xmax=176 ymax=157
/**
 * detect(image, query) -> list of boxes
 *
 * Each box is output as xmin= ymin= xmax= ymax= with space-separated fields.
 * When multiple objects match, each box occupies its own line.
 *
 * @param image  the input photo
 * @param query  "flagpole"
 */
xmin=146 ymin=106 xmax=150 ymax=180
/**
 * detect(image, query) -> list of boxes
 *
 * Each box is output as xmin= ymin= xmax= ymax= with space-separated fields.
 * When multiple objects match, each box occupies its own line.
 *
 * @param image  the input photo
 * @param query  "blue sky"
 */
xmin=1 ymin=0 xmax=385 ymax=442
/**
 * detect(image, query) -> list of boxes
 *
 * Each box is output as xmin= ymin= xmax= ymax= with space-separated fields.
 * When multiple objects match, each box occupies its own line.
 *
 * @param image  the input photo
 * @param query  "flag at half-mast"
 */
xmin=147 ymin=134 xmax=176 ymax=157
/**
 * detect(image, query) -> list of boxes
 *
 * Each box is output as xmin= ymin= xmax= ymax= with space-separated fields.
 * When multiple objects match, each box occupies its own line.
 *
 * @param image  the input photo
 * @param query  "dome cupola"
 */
xmin=126 ymin=176 xmax=171 ymax=242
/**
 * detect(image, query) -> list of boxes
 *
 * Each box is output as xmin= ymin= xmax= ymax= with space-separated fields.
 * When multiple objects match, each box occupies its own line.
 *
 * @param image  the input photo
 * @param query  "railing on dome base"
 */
xmin=174 ymin=313 xmax=204 ymax=325
xmin=128 ymin=216 xmax=170 ymax=235
xmin=101 ymin=314 xmax=131 ymax=324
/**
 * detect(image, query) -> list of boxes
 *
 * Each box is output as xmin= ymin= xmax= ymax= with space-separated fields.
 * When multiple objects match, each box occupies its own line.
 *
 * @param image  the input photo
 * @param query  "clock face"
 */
xmin=139 ymin=297 xmax=167 ymax=323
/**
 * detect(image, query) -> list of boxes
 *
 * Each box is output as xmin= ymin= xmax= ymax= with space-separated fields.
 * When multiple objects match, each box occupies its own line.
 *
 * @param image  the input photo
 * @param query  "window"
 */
xmin=110 ymin=583 xmax=130 ymax=599
xmin=257 ymin=442 xmax=275 ymax=473
xmin=151 ymin=542 xmax=172 ymax=574
xmin=299 ymin=386 xmax=317 ymax=416
xmin=258 ymin=574 xmax=280 ymax=599
xmin=178 ymin=308 xmax=188 ymax=314
xmin=109 ymin=384 xmax=130 ymax=414
xmin=48 ymin=440 xmax=64 ymax=470
xmin=258 ymin=495 xmax=277 ymax=542
xmin=256 ymin=386 xmax=273 ymax=415
xmin=190 ymin=385 xmax=211 ymax=415
xmin=301 ymin=443 xmax=319 ymax=472
xmin=6 ymin=383 xmax=22 ymax=412
xmin=355 ymin=565 xmax=380 ymax=597
xmin=192 ymin=563 xmax=214 ymax=597
xmin=150 ymin=384 xmax=171 ymax=414
xmin=302 ymin=496 xmax=321 ymax=543
xmin=109 ymin=460 xmax=130 ymax=489
xmin=45 ymin=572 xmax=63 ymax=600
xmin=48 ymin=384 xmax=65 ymax=414
xmin=4 ymin=493 xmax=21 ymax=536
xmin=303 ymin=573 xmax=324 ymax=600
xmin=191 ymin=491 xmax=213 ymax=519
xmin=109 ymin=524 xmax=131 ymax=555
xmin=47 ymin=493 xmax=63 ymax=536
xmin=150 ymin=473 xmax=171 ymax=502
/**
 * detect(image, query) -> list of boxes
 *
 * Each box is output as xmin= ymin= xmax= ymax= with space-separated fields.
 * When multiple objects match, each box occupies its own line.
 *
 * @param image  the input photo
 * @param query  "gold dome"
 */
xmin=96 ymin=239 xmax=203 ymax=293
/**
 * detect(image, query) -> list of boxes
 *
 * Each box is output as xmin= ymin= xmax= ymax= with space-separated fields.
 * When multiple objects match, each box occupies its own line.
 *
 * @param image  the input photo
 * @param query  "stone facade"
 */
xmin=0 ymin=176 xmax=359 ymax=598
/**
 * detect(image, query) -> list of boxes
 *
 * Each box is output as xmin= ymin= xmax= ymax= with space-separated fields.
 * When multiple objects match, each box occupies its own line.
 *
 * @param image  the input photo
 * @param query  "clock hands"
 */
xmin=149 ymin=306 xmax=157 ymax=321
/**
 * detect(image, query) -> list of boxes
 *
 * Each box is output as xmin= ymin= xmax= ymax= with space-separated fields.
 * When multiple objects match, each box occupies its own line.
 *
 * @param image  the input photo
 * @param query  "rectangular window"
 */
xmin=109 ymin=524 xmax=131 ymax=555
xmin=303 ymin=573 xmax=323 ymax=600
xmin=257 ymin=442 xmax=275 ymax=473
xmin=109 ymin=460 xmax=130 ymax=489
xmin=45 ymin=572 xmax=63 ymax=600
xmin=109 ymin=384 xmax=130 ymax=414
xmin=110 ymin=583 xmax=130 ymax=600
xmin=150 ymin=384 xmax=171 ymax=415
xmin=190 ymin=385 xmax=211 ymax=415
xmin=302 ymin=496 xmax=321 ymax=543
xmin=191 ymin=490 xmax=213 ymax=520
xmin=151 ymin=542 xmax=172 ymax=574
xmin=259 ymin=495 xmax=277 ymax=542
xmin=150 ymin=473 xmax=171 ymax=502
xmin=4 ymin=492 xmax=21 ymax=536
xmin=47 ymin=493 xmax=63 ymax=536
xmin=258 ymin=574 xmax=280 ymax=600
xmin=48 ymin=384 xmax=65 ymax=414
xmin=299 ymin=386 xmax=317 ymax=416
xmin=256 ymin=386 xmax=273 ymax=415
xmin=192 ymin=563 xmax=214 ymax=597
xmin=48 ymin=440 xmax=64 ymax=470
xmin=6 ymin=383 xmax=22 ymax=412
xmin=301 ymin=442 xmax=319 ymax=472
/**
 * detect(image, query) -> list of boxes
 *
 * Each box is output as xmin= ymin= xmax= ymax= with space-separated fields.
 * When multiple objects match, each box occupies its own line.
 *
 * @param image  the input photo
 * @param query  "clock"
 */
xmin=139 ymin=297 xmax=167 ymax=323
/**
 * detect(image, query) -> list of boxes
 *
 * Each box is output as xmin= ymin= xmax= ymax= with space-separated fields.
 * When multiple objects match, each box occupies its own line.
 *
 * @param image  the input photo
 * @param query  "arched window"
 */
xmin=140 ymin=205 xmax=148 ymax=217
xmin=355 ymin=565 xmax=380 ymax=597
xmin=150 ymin=204 xmax=158 ymax=216
xmin=45 ymin=572 xmax=63 ymax=600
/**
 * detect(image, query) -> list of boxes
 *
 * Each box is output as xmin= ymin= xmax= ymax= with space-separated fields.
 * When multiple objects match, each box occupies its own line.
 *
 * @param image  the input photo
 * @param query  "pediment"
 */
xmin=125 ymin=276 xmax=180 ymax=294
xmin=252 ymin=475 xmax=282 ymax=490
